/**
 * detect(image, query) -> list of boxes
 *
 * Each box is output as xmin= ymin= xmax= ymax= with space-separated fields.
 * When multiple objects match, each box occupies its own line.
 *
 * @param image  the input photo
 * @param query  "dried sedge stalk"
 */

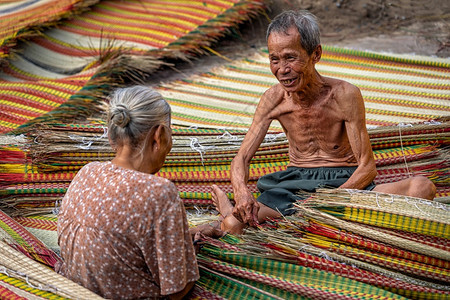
xmin=294 ymin=206 xmax=450 ymax=261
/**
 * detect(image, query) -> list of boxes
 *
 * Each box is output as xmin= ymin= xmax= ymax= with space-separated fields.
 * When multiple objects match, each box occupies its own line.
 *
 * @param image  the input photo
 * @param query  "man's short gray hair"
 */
xmin=266 ymin=10 xmax=321 ymax=55
xmin=107 ymin=85 xmax=171 ymax=149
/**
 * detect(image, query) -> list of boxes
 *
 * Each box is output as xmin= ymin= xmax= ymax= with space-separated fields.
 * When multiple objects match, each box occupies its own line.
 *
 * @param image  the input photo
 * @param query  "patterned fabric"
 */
xmin=57 ymin=161 xmax=199 ymax=299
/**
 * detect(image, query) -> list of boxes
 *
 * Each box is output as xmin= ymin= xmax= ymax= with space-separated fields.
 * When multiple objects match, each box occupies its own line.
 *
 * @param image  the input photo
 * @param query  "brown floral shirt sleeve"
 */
xmin=57 ymin=161 xmax=199 ymax=299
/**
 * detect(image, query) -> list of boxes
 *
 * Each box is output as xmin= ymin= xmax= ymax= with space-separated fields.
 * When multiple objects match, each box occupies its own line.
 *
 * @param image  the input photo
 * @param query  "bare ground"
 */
xmin=147 ymin=0 xmax=449 ymax=85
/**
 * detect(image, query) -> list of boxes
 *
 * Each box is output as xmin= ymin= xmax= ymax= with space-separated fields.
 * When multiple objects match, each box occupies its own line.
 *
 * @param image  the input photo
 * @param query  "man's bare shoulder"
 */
xmin=261 ymin=84 xmax=285 ymax=102
xmin=324 ymin=77 xmax=363 ymax=107
xmin=325 ymin=77 xmax=360 ymax=96
xmin=256 ymin=84 xmax=285 ymax=113
xmin=323 ymin=77 xmax=365 ymax=123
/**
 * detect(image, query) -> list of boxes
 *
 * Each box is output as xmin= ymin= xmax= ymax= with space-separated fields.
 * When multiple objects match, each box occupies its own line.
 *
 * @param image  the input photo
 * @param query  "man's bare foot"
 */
xmin=211 ymin=184 xmax=233 ymax=218
xmin=212 ymin=184 xmax=247 ymax=235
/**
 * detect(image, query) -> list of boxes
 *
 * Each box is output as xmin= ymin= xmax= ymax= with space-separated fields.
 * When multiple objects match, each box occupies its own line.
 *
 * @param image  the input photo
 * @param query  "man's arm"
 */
xmin=231 ymin=87 xmax=281 ymax=226
xmin=339 ymin=84 xmax=377 ymax=189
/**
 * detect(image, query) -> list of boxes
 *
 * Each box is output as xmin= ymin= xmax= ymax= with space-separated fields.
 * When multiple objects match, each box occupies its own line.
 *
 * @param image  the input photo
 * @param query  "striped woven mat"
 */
xmin=0 ymin=126 xmax=448 ymax=298
xmin=0 ymin=0 xmax=266 ymax=134
xmin=0 ymin=0 xmax=99 ymax=62
xmin=8 ymin=192 xmax=449 ymax=299
xmin=195 ymin=195 xmax=449 ymax=300
xmin=4 ymin=44 xmax=447 ymax=134
xmin=0 ymin=66 xmax=100 ymax=133
xmin=0 ymin=240 xmax=104 ymax=299
xmin=12 ymin=214 xmax=58 ymax=254
xmin=155 ymin=46 xmax=450 ymax=130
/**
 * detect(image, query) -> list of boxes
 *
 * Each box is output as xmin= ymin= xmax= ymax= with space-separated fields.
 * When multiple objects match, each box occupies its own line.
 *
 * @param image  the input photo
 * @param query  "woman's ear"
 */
xmin=148 ymin=124 xmax=171 ymax=154
xmin=152 ymin=125 xmax=163 ymax=151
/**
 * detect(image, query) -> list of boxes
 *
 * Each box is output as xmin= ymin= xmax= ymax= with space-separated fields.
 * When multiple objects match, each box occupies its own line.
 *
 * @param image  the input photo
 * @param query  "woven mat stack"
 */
xmin=0 ymin=118 xmax=448 ymax=217
xmin=0 ymin=1 xmax=449 ymax=299
xmin=192 ymin=189 xmax=449 ymax=299
xmin=1 ymin=46 xmax=449 ymax=216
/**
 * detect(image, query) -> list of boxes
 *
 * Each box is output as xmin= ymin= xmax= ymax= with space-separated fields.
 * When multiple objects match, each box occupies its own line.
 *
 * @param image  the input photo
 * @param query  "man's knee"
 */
xmin=409 ymin=176 xmax=436 ymax=200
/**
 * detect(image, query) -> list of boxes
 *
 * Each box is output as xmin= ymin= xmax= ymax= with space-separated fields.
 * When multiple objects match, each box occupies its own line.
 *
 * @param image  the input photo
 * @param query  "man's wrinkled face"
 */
xmin=268 ymin=26 xmax=315 ymax=93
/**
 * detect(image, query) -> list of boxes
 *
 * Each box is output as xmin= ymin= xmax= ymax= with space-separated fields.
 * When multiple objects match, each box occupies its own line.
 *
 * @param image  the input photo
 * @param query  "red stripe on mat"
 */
xmin=13 ymin=216 xmax=57 ymax=232
xmin=0 ymin=284 xmax=27 ymax=300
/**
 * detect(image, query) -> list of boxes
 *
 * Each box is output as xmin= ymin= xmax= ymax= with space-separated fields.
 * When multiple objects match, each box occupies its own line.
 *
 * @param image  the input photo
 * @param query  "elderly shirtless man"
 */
xmin=211 ymin=10 xmax=436 ymax=234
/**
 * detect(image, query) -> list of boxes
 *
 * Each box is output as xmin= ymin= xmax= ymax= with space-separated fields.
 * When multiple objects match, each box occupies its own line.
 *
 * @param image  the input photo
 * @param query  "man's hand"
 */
xmin=233 ymin=190 xmax=260 ymax=227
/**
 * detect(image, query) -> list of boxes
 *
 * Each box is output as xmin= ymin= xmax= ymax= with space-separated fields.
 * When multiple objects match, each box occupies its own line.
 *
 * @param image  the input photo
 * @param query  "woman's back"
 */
xmin=57 ymin=161 xmax=199 ymax=299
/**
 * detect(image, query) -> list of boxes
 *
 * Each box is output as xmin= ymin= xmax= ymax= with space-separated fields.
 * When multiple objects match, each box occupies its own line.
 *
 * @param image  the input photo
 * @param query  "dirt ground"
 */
xmin=148 ymin=0 xmax=449 ymax=85
xmin=268 ymin=0 xmax=449 ymax=56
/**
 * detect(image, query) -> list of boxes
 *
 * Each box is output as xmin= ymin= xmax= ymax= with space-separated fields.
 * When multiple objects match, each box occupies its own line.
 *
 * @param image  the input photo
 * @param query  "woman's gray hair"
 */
xmin=107 ymin=85 xmax=171 ymax=149
xmin=266 ymin=10 xmax=320 ymax=55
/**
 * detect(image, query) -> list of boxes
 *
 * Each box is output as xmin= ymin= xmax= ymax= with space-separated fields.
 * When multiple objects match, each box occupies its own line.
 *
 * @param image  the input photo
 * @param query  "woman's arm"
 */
xmin=149 ymin=183 xmax=200 ymax=298
xmin=167 ymin=281 xmax=195 ymax=300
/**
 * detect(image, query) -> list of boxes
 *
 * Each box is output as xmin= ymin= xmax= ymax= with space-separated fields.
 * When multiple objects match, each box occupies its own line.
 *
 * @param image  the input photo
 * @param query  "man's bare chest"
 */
xmin=276 ymin=103 xmax=348 ymax=148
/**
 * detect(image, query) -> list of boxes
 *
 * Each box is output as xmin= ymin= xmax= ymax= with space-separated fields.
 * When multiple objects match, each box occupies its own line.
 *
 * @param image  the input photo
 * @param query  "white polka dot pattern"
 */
xmin=56 ymin=161 xmax=199 ymax=299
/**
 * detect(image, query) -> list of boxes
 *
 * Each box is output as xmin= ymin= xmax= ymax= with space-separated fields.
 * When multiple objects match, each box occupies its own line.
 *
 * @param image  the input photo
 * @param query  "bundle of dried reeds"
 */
xmin=1 ymin=118 xmax=449 ymax=215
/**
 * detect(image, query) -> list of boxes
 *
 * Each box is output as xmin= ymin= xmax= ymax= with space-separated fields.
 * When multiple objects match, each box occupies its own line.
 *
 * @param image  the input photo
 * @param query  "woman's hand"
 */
xmin=189 ymin=223 xmax=225 ymax=253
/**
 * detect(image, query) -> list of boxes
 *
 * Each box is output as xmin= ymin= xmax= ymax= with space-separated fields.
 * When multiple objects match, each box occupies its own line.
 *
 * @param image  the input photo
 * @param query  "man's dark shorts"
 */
xmin=257 ymin=166 xmax=376 ymax=216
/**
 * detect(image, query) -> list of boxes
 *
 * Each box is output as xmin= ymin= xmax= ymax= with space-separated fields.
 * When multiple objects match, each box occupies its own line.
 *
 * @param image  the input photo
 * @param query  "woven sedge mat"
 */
xmin=295 ymin=201 xmax=450 ymax=264
xmin=305 ymin=188 xmax=450 ymax=231
xmin=7 ymin=207 xmax=449 ymax=299
xmin=0 ymin=0 xmax=99 ymax=63
xmin=0 ymin=67 xmax=100 ymax=134
xmin=298 ymin=221 xmax=450 ymax=284
xmin=0 ymin=121 xmax=449 ymax=216
xmin=358 ymin=221 xmax=450 ymax=252
xmin=154 ymin=46 xmax=450 ymax=130
xmin=0 ymin=0 xmax=266 ymax=80
xmin=12 ymin=214 xmax=59 ymax=255
xmin=8 ymin=219 xmax=418 ymax=300
xmin=196 ymin=234 xmax=429 ymax=300
xmin=2 ymin=190 xmax=449 ymax=299
xmin=0 ymin=211 xmax=105 ymax=299
xmin=300 ymin=220 xmax=449 ymax=270
xmin=3 ymin=36 xmax=448 ymax=134
xmin=219 ymin=221 xmax=450 ymax=299
xmin=0 ymin=209 xmax=60 ymax=268
xmin=0 ymin=0 xmax=266 ymax=134
xmin=0 ymin=240 xmax=105 ymax=299
xmin=34 ymin=0 xmax=266 ymax=58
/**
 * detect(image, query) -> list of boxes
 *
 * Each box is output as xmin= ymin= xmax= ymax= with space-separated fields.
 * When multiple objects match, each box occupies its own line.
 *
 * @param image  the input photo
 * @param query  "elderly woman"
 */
xmin=57 ymin=86 xmax=219 ymax=299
